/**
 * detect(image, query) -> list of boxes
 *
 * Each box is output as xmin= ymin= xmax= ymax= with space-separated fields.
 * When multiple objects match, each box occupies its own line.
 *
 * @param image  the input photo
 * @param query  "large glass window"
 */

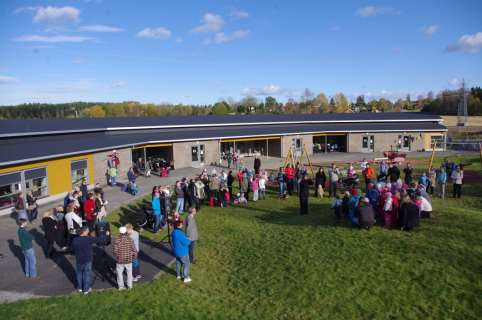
xmin=0 ymin=172 xmax=22 ymax=210
xmin=25 ymin=167 xmax=48 ymax=198
xmin=71 ymin=159 xmax=88 ymax=188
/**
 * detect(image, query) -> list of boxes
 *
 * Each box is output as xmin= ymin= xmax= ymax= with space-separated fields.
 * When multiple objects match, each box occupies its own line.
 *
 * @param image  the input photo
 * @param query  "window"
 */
xmin=431 ymin=135 xmax=444 ymax=149
xmin=0 ymin=172 xmax=22 ymax=210
xmin=71 ymin=159 xmax=88 ymax=188
xmin=25 ymin=167 xmax=48 ymax=198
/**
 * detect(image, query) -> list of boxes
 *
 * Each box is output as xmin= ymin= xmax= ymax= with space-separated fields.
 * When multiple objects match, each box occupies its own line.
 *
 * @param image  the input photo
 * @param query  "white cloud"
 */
xmin=356 ymin=6 xmax=394 ymax=17
xmin=448 ymin=78 xmax=462 ymax=87
xmin=242 ymin=84 xmax=285 ymax=96
xmin=16 ymin=6 xmax=80 ymax=25
xmin=214 ymin=29 xmax=249 ymax=44
xmin=175 ymin=37 xmax=183 ymax=43
xmin=137 ymin=27 xmax=171 ymax=39
xmin=14 ymin=35 xmax=94 ymax=43
xmin=78 ymin=24 xmax=124 ymax=32
xmin=231 ymin=9 xmax=249 ymax=19
xmin=193 ymin=13 xmax=224 ymax=33
xmin=0 ymin=75 xmax=19 ymax=84
xmin=446 ymin=32 xmax=482 ymax=53
xmin=420 ymin=25 xmax=438 ymax=36
xmin=111 ymin=80 xmax=127 ymax=88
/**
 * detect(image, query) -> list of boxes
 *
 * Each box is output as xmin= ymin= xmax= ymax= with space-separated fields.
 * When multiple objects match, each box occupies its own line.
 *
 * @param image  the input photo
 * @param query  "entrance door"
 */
xmin=292 ymin=137 xmax=302 ymax=157
xmin=362 ymin=135 xmax=375 ymax=152
xmin=402 ymin=135 xmax=411 ymax=151
xmin=191 ymin=144 xmax=205 ymax=167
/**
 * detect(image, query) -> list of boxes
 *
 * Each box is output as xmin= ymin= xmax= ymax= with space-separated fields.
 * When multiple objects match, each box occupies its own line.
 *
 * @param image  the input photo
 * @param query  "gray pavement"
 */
xmin=0 ymin=166 xmax=213 ymax=304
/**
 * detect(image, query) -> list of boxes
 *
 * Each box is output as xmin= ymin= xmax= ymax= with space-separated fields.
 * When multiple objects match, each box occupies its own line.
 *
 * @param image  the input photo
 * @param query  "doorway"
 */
xmin=362 ymin=135 xmax=375 ymax=152
xmin=191 ymin=144 xmax=205 ymax=167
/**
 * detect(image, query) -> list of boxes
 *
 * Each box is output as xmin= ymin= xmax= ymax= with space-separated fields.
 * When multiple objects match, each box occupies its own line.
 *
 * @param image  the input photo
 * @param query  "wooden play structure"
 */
xmin=282 ymin=144 xmax=315 ymax=177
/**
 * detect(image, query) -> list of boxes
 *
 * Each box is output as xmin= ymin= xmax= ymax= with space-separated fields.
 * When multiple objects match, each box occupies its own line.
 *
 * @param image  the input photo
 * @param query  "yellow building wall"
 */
xmin=423 ymin=133 xmax=445 ymax=150
xmin=0 ymin=154 xmax=94 ymax=195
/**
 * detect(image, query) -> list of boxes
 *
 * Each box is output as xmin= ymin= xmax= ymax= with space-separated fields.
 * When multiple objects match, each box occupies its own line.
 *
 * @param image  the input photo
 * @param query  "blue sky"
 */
xmin=0 ymin=0 xmax=481 ymax=105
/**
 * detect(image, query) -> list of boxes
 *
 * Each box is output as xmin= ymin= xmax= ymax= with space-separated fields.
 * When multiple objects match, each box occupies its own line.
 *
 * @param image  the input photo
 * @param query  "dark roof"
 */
xmin=0 ymin=121 xmax=446 ymax=166
xmin=0 ymin=112 xmax=442 ymax=137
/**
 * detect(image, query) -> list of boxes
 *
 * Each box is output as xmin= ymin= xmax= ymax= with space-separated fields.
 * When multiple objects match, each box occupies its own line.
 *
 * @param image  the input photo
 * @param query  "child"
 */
xmin=258 ymin=174 xmax=266 ymax=200
xmin=251 ymin=176 xmax=259 ymax=202
xmin=234 ymin=193 xmax=247 ymax=205
xmin=331 ymin=194 xmax=342 ymax=220
xmin=383 ymin=192 xmax=393 ymax=227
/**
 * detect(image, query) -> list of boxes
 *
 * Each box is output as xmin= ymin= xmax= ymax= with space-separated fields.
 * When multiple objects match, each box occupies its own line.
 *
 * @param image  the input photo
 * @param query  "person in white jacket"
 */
xmin=451 ymin=167 xmax=463 ymax=198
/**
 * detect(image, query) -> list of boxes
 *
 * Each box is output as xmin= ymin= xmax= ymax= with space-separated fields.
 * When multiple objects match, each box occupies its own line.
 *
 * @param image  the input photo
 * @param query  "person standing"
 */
xmin=172 ymin=220 xmax=192 ymax=283
xmin=258 ymin=172 xmax=267 ymax=200
xmin=15 ymin=195 xmax=28 ymax=222
xmin=71 ymin=226 xmax=105 ymax=294
xmin=151 ymin=191 xmax=162 ymax=233
xmin=17 ymin=219 xmax=37 ymax=278
xmin=314 ymin=168 xmax=326 ymax=198
xmin=113 ymin=226 xmax=137 ymax=290
xmin=299 ymin=174 xmax=310 ymax=215
xmin=254 ymin=156 xmax=261 ymax=175
xmin=175 ymin=181 xmax=185 ymax=214
xmin=364 ymin=163 xmax=375 ymax=192
xmin=428 ymin=167 xmax=437 ymax=195
xmin=42 ymin=211 xmax=59 ymax=258
xmin=251 ymin=176 xmax=259 ymax=202
xmin=84 ymin=192 xmax=96 ymax=231
xmin=185 ymin=208 xmax=199 ymax=263
xmin=403 ymin=163 xmax=413 ymax=185
xmin=194 ymin=179 xmax=205 ymax=211
xmin=437 ymin=167 xmax=447 ymax=199
xmin=277 ymin=167 xmax=286 ymax=198
xmin=451 ymin=167 xmax=463 ymax=198
xmin=126 ymin=224 xmax=141 ymax=281
xmin=329 ymin=165 xmax=340 ymax=198
xmin=26 ymin=191 xmax=38 ymax=222
xmin=388 ymin=163 xmax=401 ymax=183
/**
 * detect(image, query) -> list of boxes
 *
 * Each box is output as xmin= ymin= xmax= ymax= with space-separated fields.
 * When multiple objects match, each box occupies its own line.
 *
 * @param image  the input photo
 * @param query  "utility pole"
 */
xmin=457 ymin=79 xmax=468 ymax=127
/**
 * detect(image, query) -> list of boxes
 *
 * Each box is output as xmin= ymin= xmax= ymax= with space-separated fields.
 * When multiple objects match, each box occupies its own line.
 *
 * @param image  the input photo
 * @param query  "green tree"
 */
xmin=211 ymin=101 xmax=230 ymax=115
xmin=265 ymin=96 xmax=278 ymax=112
xmin=355 ymin=95 xmax=367 ymax=111
xmin=314 ymin=92 xmax=330 ymax=113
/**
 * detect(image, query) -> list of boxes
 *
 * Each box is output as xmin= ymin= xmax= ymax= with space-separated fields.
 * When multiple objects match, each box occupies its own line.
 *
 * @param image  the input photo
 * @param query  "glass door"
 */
xmin=191 ymin=144 xmax=205 ymax=167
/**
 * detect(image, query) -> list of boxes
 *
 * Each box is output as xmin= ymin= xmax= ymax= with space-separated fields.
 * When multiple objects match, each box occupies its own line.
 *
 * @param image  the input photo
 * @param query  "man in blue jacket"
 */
xmin=171 ymin=220 xmax=192 ymax=283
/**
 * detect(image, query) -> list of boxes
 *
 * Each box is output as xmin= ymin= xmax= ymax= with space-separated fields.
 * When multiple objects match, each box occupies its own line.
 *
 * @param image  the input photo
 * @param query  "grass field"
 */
xmin=2 ymin=157 xmax=481 ymax=319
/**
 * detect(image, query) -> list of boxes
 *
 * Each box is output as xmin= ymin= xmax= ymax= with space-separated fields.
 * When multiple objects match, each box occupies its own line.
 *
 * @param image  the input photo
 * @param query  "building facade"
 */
xmin=0 ymin=113 xmax=446 ymax=215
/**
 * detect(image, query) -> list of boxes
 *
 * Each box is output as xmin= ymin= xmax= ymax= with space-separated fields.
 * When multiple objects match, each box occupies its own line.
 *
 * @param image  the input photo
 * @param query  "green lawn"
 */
xmin=2 ymin=157 xmax=482 ymax=320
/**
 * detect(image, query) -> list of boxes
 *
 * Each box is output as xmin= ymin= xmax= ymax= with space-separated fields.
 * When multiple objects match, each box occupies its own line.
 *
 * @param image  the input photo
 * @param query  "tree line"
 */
xmin=0 ymin=87 xmax=480 ymax=120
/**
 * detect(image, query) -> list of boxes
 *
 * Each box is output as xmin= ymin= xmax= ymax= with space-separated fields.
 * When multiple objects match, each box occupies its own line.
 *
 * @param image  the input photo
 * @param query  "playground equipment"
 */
xmin=282 ymin=144 xmax=315 ymax=178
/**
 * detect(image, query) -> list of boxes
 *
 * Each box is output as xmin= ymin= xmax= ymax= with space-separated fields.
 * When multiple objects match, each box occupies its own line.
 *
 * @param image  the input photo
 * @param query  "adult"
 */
xmin=185 ymin=208 xmax=199 ymax=263
xmin=84 ymin=192 xmax=96 ymax=231
xmin=127 ymin=167 xmax=136 ymax=185
xmin=314 ymin=168 xmax=326 ymax=198
xmin=428 ymin=167 xmax=437 ymax=195
xmin=277 ymin=167 xmax=287 ymax=198
xmin=186 ymin=179 xmax=196 ymax=210
xmin=328 ymin=164 xmax=340 ymax=197
xmin=171 ymin=220 xmax=192 ymax=283
xmin=15 ymin=195 xmax=28 ymax=222
xmin=378 ymin=160 xmax=388 ymax=182
xmin=194 ymin=179 xmax=205 ymax=211
xmin=388 ymin=163 xmax=400 ymax=183
xmin=254 ymin=155 xmax=261 ymax=174
xmin=357 ymin=198 xmax=375 ymax=230
xmin=65 ymin=204 xmax=82 ymax=246
xmin=151 ymin=191 xmax=162 ymax=233
xmin=299 ymin=174 xmax=311 ymax=215
xmin=42 ymin=210 xmax=59 ymax=258
xmin=26 ymin=191 xmax=38 ymax=222
xmin=94 ymin=191 xmax=108 ymax=221
xmin=451 ymin=167 xmax=463 ymax=198
xmin=71 ymin=226 xmax=105 ymax=294
xmin=126 ymin=224 xmax=141 ymax=281
xmin=399 ymin=196 xmax=420 ymax=231
xmin=403 ymin=163 xmax=413 ymax=185
xmin=437 ymin=167 xmax=447 ymax=199
xmin=175 ymin=181 xmax=185 ymax=213
xmin=17 ymin=219 xmax=37 ymax=278
xmin=113 ymin=226 xmax=137 ymax=290
xmin=79 ymin=179 xmax=88 ymax=203
xmin=227 ymin=171 xmax=234 ymax=201
xmin=418 ymin=172 xmax=429 ymax=189
xmin=364 ymin=163 xmax=375 ymax=191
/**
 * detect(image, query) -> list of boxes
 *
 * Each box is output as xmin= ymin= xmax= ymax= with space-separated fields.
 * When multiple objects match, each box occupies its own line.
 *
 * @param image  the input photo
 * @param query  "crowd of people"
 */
xmin=15 ymin=152 xmax=465 ymax=295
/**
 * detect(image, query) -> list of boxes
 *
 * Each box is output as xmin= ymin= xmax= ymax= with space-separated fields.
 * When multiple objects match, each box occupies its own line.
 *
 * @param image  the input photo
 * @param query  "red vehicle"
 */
xmin=383 ymin=151 xmax=407 ymax=162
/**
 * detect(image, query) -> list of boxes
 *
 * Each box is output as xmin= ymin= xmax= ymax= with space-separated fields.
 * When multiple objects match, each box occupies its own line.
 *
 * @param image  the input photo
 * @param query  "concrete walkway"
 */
xmin=0 ymin=166 xmax=213 ymax=304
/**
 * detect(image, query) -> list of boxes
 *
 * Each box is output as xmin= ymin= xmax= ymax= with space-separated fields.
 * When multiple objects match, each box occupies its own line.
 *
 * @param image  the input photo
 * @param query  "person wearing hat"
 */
xmin=171 ymin=219 xmax=192 ymax=283
xmin=357 ymin=197 xmax=375 ymax=229
xmin=72 ymin=226 xmax=106 ymax=295
xmin=113 ymin=226 xmax=137 ymax=290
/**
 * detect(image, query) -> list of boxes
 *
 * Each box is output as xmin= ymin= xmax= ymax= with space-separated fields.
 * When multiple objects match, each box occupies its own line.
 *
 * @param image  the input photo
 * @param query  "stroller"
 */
xmin=341 ymin=174 xmax=360 ymax=191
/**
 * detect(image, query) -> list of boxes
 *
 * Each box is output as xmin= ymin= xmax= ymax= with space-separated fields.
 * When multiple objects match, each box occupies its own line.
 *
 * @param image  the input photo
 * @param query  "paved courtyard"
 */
xmin=0 ymin=166 xmax=213 ymax=303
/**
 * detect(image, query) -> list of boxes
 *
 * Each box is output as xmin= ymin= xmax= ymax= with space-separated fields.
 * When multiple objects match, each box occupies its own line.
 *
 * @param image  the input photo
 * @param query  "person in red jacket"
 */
xmin=84 ymin=192 xmax=96 ymax=231
xmin=285 ymin=165 xmax=295 ymax=196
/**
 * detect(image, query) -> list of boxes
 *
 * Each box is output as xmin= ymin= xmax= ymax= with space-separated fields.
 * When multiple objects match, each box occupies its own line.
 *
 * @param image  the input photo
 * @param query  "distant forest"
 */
xmin=1 ymin=87 xmax=481 ymax=119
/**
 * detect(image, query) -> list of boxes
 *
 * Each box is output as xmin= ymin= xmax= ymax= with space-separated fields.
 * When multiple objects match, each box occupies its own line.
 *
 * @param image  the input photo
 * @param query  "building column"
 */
xmin=266 ymin=139 xmax=269 ymax=159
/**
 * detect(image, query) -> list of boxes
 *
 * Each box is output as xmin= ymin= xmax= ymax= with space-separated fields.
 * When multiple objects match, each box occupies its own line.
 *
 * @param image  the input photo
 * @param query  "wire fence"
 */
xmin=446 ymin=140 xmax=482 ymax=151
